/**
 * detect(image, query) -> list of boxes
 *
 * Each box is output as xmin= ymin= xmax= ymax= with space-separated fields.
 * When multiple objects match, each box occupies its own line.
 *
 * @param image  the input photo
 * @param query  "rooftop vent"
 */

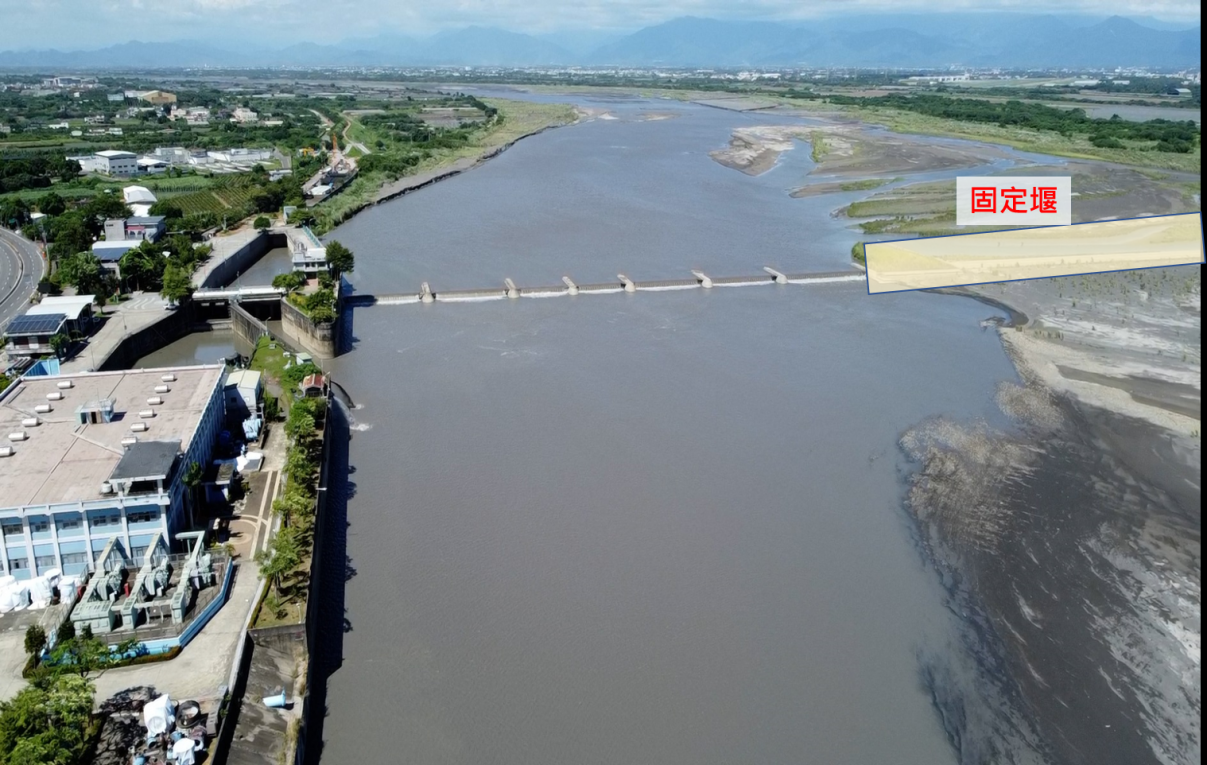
xmin=130 ymin=422 xmax=149 ymax=433
xmin=21 ymin=417 xmax=40 ymax=428
xmin=154 ymin=384 xmax=170 ymax=394
xmin=147 ymin=396 xmax=164 ymax=406
xmin=0 ymin=446 xmax=13 ymax=458
xmin=76 ymin=399 xmax=116 ymax=425
xmin=47 ymin=391 xmax=64 ymax=401
xmin=161 ymin=373 xmax=176 ymax=382
xmin=138 ymin=410 xmax=156 ymax=419
xmin=34 ymin=404 xmax=52 ymax=414
xmin=56 ymin=380 xmax=73 ymax=389
xmin=121 ymin=436 xmax=139 ymax=447
xmin=8 ymin=431 xmax=28 ymax=441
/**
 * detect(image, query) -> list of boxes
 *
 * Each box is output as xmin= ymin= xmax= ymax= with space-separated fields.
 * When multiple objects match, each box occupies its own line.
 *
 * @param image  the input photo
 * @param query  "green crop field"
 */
xmin=167 ymin=184 xmax=258 ymax=215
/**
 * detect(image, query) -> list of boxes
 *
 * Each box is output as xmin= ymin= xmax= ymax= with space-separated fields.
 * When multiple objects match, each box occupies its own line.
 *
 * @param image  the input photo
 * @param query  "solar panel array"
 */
xmin=7 ymin=312 xmax=67 ymax=335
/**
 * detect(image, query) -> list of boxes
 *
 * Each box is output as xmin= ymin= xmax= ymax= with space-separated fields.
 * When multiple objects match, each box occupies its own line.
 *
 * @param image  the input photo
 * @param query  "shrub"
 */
xmin=23 ymin=625 xmax=46 ymax=656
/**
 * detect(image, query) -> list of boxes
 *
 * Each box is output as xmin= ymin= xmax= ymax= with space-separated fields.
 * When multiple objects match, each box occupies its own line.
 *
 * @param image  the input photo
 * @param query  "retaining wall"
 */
xmin=280 ymin=297 xmax=337 ymax=359
xmin=198 ymin=232 xmax=283 ymax=289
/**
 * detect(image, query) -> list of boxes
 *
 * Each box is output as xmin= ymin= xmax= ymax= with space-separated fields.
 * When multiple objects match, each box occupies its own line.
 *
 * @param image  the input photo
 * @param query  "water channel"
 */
xmin=312 ymin=95 xmax=1039 ymax=763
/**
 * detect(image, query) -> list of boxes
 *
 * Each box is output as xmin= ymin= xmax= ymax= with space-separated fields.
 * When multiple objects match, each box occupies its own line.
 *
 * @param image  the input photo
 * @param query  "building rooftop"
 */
xmin=122 ymin=186 xmax=157 ymax=205
xmin=225 ymin=370 xmax=260 ymax=389
xmin=27 ymin=295 xmax=95 ymax=321
xmin=0 ymin=365 xmax=224 ymax=510
xmin=6 ymin=313 xmax=65 ymax=336
xmin=127 ymin=216 xmax=166 ymax=226
xmin=96 ymin=149 xmax=136 ymax=159
xmin=109 ymin=439 xmax=181 ymax=482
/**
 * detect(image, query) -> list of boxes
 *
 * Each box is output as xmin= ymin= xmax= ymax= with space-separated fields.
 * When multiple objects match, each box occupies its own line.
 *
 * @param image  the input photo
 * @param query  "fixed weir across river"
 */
xmin=347 ymin=268 xmax=867 ymax=307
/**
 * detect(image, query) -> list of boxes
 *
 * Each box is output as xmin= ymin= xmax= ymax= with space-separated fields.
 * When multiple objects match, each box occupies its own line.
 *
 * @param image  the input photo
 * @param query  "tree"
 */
xmin=0 ymin=674 xmax=94 ymax=765
xmin=253 ymin=215 xmax=271 ymax=230
xmin=148 ymin=200 xmax=183 ymax=220
xmin=48 ymin=334 xmax=70 ymax=360
xmin=55 ymin=252 xmax=104 ymax=295
xmin=36 ymin=192 xmax=66 ymax=217
xmin=272 ymin=271 xmax=306 ymax=292
xmin=284 ymin=409 xmax=315 ymax=442
xmin=183 ymin=461 xmax=203 ymax=530
xmin=160 ymin=263 xmax=192 ymax=304
xmin=23 ymin=625 xmax=46 ymax=657
xmin=82 ymin=192 xmax=129 ymax=222
xmin=0 ymin=197 xmax=30 ymax=228
xmin=272 ymin=486 xmax=313 ymax=528
xmin=255 ymin=526 xmax=302 ymax=591
xmin=323 ymin=239 xmax=354 ymax=277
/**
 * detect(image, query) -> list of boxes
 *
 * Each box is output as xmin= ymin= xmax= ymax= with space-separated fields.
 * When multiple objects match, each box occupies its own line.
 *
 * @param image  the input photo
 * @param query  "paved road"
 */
xmin=0 ymin=228 xmax=44 ymax=335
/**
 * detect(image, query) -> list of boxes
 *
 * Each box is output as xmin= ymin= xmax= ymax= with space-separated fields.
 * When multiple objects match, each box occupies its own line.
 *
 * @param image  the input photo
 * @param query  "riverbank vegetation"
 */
xmin=308 ymin=98 xmax=576 ymax=233
xmin=251 ymin=336 xmax=327 ymax=629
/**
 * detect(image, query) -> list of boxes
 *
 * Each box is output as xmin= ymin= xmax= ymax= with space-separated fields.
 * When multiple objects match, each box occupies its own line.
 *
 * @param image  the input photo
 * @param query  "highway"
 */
xmin=0 ymin=228 xmax=45 ymax=337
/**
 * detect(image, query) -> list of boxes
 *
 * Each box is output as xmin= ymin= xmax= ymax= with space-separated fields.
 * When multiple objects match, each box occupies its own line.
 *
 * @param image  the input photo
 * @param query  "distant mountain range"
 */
xmin=0 ymin=14 xmax=1199 ymax=70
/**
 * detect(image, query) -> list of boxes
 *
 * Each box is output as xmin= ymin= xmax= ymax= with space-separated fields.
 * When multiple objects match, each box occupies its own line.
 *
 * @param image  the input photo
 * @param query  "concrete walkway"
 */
xmin=192 ymin=227 xmax=263 ymax=289
xmin=90 ymin=558 xmax=260 ymax=704
xmin=58 ymin=293 xmax=169 ymax=373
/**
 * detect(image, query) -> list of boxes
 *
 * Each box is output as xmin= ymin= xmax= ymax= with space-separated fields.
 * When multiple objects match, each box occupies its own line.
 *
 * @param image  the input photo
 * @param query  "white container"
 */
xmin=154 ymin=384 xmax=170 ymax=394
xmin=161 ymin=373 xmax=177 ymax=382
xmin=130 ymin=422 xmax=149 ymax=432
xmin=0 ymin=446 xmax=14 ymax=457
xmin=34 ymin=404 xmax=52 ymax=414
xmin=147 ymin=396 xmax=163 ymax=405
xmin=21 ymin=417 xmax=40 ymax=427
xmin=139 ymin=410 xmax=156 ymax=418
xmin=56 ymin=380 xmax=73 ymax=389
xmin=121 ymin=437 xmax=138 ymax=447
xmin=8 ymin=432 xmax=28 ymax=441
xmin=47 ymin=391 xmax=63 ymax=401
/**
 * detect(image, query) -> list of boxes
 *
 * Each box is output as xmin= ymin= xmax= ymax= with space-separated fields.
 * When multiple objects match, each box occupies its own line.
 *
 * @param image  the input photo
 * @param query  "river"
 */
xmin=317 ymin=96 xmax=1030 ymax=764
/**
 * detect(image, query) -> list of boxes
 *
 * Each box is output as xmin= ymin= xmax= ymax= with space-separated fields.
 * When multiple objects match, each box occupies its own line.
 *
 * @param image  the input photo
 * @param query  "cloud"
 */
xmin=0 ymin=0 xmax=1200 ymax=48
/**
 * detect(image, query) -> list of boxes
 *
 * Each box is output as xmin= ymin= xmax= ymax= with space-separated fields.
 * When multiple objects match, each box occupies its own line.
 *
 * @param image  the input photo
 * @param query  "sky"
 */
xmin=0 ymin=0 xmax=1201 ymax=49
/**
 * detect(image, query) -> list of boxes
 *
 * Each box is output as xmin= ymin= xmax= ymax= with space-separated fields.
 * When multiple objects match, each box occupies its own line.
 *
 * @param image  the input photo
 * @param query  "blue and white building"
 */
xmin=0 ymin=365 xmax=225 ymax=580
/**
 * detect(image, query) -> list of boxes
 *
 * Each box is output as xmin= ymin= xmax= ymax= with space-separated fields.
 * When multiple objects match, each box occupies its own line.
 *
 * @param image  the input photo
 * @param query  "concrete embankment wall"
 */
xmin=96 ymin=303 xmax=199 ymax=370
xmin=280 ymin=297 xmax=337 ymax=359
xmin=199 ymin=232 xmax=284 ymax=289
xmin=231 ymin=302 xmax=270 ymax=348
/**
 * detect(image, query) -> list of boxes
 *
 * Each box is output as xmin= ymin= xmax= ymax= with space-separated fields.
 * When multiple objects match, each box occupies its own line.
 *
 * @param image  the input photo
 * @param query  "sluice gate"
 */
xmin=346 ymin=269 xmax=866 ymax=308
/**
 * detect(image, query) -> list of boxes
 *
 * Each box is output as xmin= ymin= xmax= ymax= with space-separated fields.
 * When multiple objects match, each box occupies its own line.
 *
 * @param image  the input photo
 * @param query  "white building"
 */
xmin=123 ymin=185 xmax=158 ymax=216
xmin=94 ymin=150 xmax=138 ymax=177
xmin=0 ymin=366 xmax=226 ymax=579
xmin=231 ymin=108 xmax=259 ymax=124
xmin=223 ymin=370 xmax=262 ymax=420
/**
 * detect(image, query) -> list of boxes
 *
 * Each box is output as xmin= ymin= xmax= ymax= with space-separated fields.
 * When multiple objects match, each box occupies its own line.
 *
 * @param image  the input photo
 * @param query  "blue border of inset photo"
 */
xmin=864 ymin=211 xmax=1205 ymax=295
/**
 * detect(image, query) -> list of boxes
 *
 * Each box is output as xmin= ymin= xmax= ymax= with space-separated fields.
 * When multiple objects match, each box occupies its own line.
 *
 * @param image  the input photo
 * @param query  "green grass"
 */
xmin=839 ymin=177 xmax=899 ymax=192
xmin=844 ymin=106 xmax=1202 ymax=173
xmin=810 ymin=131 xmax=829 ymax=163
xmin=250 ymin=335 xmax=290 ymax=385
xmin=310 ymin=99 xmax=576 ymax=232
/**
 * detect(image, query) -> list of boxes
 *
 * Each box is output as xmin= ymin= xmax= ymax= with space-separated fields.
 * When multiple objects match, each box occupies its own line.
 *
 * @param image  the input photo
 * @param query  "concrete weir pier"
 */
xmin=347 ymin=268 xmax=865 ymax=309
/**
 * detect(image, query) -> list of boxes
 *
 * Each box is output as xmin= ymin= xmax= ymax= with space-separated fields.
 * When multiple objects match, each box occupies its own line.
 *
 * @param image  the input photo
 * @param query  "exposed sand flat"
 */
xmin=711 ymin=122 xmax=1009 ymax=179
xmin=691 ymin=97 xmax=778 ymax=112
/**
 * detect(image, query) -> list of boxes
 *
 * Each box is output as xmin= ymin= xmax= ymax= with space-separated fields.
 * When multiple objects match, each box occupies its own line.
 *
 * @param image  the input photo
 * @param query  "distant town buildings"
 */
xmin=94 ymin=149 xmax=138 ymax=176
xmin=170 ymin=106 xmax=211 ymax=125
xmin=104 ymin=215 xmax=166 ymax=244
xmin=138 ymin=90 xmax=177 ymax=105
xmin=230 ymin=107 xmax=259 ymax=124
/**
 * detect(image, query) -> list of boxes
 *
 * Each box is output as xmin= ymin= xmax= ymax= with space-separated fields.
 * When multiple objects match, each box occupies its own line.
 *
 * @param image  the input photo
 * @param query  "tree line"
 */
xmin=826 ymin=93 xmax=1200 ymax=153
